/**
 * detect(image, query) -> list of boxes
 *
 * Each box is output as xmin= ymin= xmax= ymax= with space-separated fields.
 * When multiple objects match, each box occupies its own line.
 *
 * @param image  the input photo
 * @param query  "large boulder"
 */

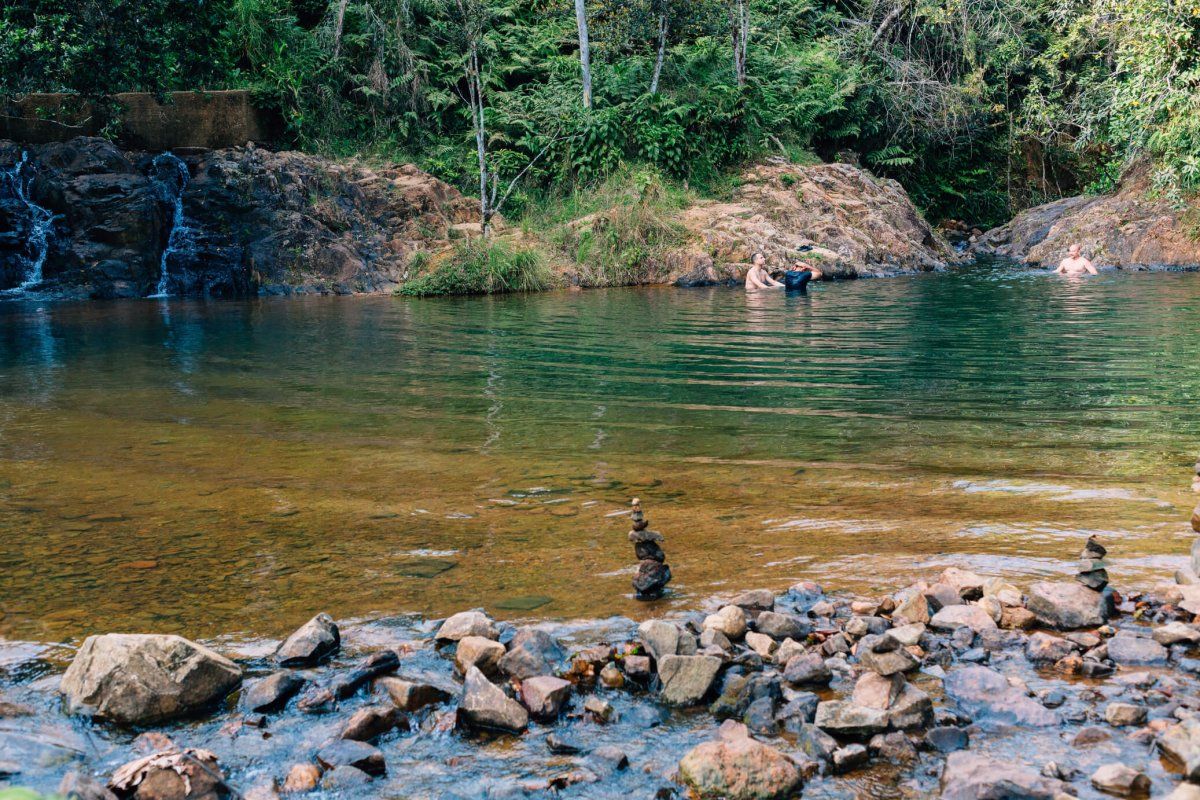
xmin=940 ymin=752 xmax=1066 ymax=800
xmin=639 ymin=619 xmax=685 ymax=663
xmin=1026 ymin=581 xmax=1106 ymax=629
xmin=498 ymin=628 xmax=565 ymax=679
xmin=61 ymin=634 xmax=242 ymax=725
xmin=929 ymin=605 xmax=997 ymax=633
xmin=275 ymin=613 xmax=339 ymax=666
xmin=677 ymin=721 xmax=803 ymax=800
xmin=943 ymin=666 xmax=1058 ymax=727
xmin=1106 ymin=632 xmax=1168 ymax=666
xmin=457 ymin=666 xmax=528 ymax=733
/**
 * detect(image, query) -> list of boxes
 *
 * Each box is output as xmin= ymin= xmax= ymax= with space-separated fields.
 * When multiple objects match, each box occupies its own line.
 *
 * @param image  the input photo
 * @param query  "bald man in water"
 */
xmin=1055 ymin=244 xmax=1098 ymax=275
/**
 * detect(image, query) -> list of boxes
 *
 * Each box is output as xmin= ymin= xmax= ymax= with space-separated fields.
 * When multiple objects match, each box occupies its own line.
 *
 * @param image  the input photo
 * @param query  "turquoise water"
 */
xmin=2 ymin=262 xmax=1199 ymax=642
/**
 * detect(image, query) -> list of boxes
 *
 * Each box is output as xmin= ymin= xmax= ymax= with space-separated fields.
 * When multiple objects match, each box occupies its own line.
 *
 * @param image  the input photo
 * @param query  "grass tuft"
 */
xmin=396 ymin=239 xmax=554 ymax=297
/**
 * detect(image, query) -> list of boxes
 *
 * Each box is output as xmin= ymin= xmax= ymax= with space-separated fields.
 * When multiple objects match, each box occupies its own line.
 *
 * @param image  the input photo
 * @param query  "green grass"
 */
xmin=396 ymin=239 xmax=554 ymax=297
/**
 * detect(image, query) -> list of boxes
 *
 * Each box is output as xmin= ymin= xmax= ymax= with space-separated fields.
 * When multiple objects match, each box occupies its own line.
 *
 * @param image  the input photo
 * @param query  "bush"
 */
xmin=396 ymin=239 xmax=554 ymax=297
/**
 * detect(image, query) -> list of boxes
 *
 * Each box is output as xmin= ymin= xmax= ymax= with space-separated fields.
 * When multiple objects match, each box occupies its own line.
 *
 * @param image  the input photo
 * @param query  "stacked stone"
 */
xmin=1076 ymin=536 xmax=1109 ymax=591
xmin=628 ymin=498 xmax=671 ymax=599
xmin=835 ymin=630 xmax=931 ymax=733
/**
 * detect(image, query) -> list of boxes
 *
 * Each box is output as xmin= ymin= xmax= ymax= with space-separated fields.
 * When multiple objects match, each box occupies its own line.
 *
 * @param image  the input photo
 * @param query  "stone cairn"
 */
xmin=628 ymin=498 xmax=671 ymax=599
xmin=1076 ymin=535 xmax=1109 ymax=591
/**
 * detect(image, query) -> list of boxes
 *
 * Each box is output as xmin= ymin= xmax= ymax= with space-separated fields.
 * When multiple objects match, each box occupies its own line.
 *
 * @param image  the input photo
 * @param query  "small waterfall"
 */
xmin=149 ymin=153 xmax=193 ymax=298
xmin=1 ymin=151 xmax=56 ymax=290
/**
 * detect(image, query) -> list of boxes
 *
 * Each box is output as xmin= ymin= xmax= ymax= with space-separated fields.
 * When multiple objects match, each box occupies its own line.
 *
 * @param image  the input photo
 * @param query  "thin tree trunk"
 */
xmin=868 ymin=1 xmax=907 ymax=51
xmin=575 ymin=0 xmax=593 ymax=108
xmin=730 ymin=0 xmax=748 ymax=87
xmin=650 ymin=4 xmax=668 ymax=95
xmin=467 ymin=43 xmax=490 ymax=237
xmin=333 ymin=0 xmax=350 ymax=58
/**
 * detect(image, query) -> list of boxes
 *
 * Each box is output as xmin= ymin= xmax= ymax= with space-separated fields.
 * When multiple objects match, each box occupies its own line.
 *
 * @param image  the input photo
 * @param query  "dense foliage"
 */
xmin=3 ymin=0 xmax=1199 ymax=225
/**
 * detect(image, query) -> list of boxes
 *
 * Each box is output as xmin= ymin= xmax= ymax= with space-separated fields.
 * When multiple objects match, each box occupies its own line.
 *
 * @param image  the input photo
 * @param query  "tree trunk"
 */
xmin=575 ymin=0 xmax=593 ymax=108
xmin=467 ymin=42 xmax=491 ymax=237
xmin=730 ymin=0 xmax=749 ymax=87
xmin=650 ymin=3 xmax=668 ymax=95
xmin=333 ymin=0 xmax=350 ymax=58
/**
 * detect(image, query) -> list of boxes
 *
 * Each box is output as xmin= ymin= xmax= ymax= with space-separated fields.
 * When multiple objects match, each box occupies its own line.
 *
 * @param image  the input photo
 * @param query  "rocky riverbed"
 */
xmin=7 ymin=564 xmax=1200 ymax=799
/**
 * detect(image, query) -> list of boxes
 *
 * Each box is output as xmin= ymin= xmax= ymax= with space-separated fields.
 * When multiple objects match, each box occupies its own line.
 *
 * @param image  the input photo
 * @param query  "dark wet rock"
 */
xmin=61 ymin=634 xmax=242 ymax=725
xmin=925 ymin=726 xmax=968 ymax=753
xmin=1159 ymin=717 xmax=1200 ymax=780
xmin=547 ymin=732 xmax=584 ymax=754
xmin=783 ymin=653 xmax=831 ymax=686
xmin=1072 ymin=726 xmax=1112 ymax=746
xmin=623 ymin=654 xmax=652 ymax=680
xmin=887 ymin=684 xmax=934 ymax=730
xmin=832 ymin=743 xmax=868 ymax=773
xmin=929 ymin=605 xmax=996 ymax=633
xmin=940 ymin=752 xmax=1066 ymax=800
xmin=1027 ymin=581 xmax=1106 ymax=629
xmin=458 ymin=665 xmax=528 ymax=733
xmin=108 ymin=748 xmax=230 ymax=800
xmin=777 ymin=693 xmax=820 ymax=728
xmin=315 ymin=740 xmax=386 ymax=776
xmin=1090 ymin=763 xmax=1150 ymax=796
xmin=455 ymin=636 xmax=506 ymax=676
xmin=1104 ymin=702 xmax=1147 ymax=727
xmin=634 ymin=559 xmax=672 ymax=598
xmin=869 ymin=732 xmax=917 ymax=762
xmin=59 ymin=771 xmax=119 ymax=800
xmin=1038 ymin=688 xmax=1067 ymax=708
xmin=820 ymin=633 xmax=853 ymax=657
xmin=599 ymin=662 xmax=624 ymax=688
xmin=1107 ymin=632 xmax=1168 ymax=665
xmin=795 ymin=721 xmax=838 ymax=762
xmin=943 ymin=666 xmax=1059 ymax=726
xmin=959 ymin=647 xmax=989 ymax=663
xmin=275 ymin=613 xmax=340 ymax=666
xmin=814 ymin=701 xmax=889 ymax=739
xmin=753 ymin=612 xmax=807 ymax=641
xmin=858 ymin=637 xmax=919 ymax=676
xmin=635 ymin=539 xmax=666 ymax=562
xmin=436 ymin=610 xmax=498 ymax=642
xmin=639 ymin=620 xmax=685 ymax=663
xmin=499 ymin=628 xmax=565 ymax=680
xmin=321 ymin=766 xmax=372 ymax=790
xmin=949 ymin=626 xmax=976 ymax=651
xmin=340 ymin=705 xmax=407 ymax=741
xmin=328 ymin=650 xmax=399 ymax=701
xmin=658 ymin=654 xmax=722 ymax=706
xmin=377 ymin=677 xmax=452 ymax=712
xmin=744 ymin=696 xmax=778 ymax=736
xmin=676 ymin=721 xmax=803 ymax=800
xmin=1025 ymin=632 xmax=1080 ymax=663
xmin=1081 ymin=660 xmax=1115 ymax=678
xmin=240 ymin=671 xmax=305 ymax=713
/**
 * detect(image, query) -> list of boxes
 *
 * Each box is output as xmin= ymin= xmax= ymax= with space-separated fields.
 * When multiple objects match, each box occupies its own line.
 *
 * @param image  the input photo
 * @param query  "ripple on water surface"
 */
xmin=1 ymin=264 xmax=1199 ymax=640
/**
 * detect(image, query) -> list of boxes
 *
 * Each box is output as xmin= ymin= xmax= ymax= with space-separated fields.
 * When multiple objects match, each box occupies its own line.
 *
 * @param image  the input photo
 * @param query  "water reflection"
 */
xmin=1 ymin=265 xmax=1199 ymax=641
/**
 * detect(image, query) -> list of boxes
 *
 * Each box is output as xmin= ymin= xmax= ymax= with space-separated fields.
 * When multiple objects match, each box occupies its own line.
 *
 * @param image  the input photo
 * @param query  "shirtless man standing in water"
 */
xmin=1055 ymin=244 xmax=1098 ymax=275
xmin=745 ymin=252 xmax=783 ymax=290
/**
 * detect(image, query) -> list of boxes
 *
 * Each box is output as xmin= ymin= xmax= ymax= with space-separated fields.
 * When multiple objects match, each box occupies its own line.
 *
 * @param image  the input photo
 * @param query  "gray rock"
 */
xmin=639 ymin=619 xmax=683 ymax=662
xmin=1154 ymin=622 xmax=1200 ymax=646
xmin=519 ymin=675 xmax=572 ymax=721
xmin=1104 ymin=702 xmax=1147 ymax=727
xmin=377 ymin=677 xmax=452 ymax=712
xmin=754 ymin=611 xmax=807 ymax=641
xmin=1024 ymin=632 xmax=1079 ymax=663
xmin=858 ymin=642 xmax=919 ymax=676
xmin=1107 ymin=632 xmax=1168 ymax=665
xmin=497 ymin=628 xmax=565 ymax=679
xmin=1159 ymin=717 xmax=1200 ymax=781
xmin=275 ymin=613 xmax=340 ymax=666
xmin=938 ymin=568 xmax=986 ymax=600
xmin=658 ymin=655 xmax=722 ymax=706
xmin=322 ymin=765 xmax=373 ymax=789
xmin=436 ymin=610 xmax=497 ymax=642
xmin=58 ymin=772 xmax=118 ymax=800
xmin=455 ymin=636 xmax=506 ymax=676
xmin=1090 ymin=763 xmax=1150 ymax=796
xmin=814 ymin=701 xmax=889 ymax=739
xmin=60 ymin=634 xmax=242 ymax=725
xmin=924 ymin=583 xmax=964 ymax=611
xmin=240 ymin=671 xmax=305 ymax=713
xmin=458 ymin=666 xmax=528 ymax=733
xmin=852 ymin=672 xmax=904 ymax=710
xmin=795 ymin=722 xmax=838 ymax=761
xmin=731 ymin=589 xmax=776 ymax=613
xmin=940 ymin=752 xmax=1066 ymax=800
xmin=943 ymin=666 xmax=1059 ymax=726
xmin=701 ymin=628 xmax=733 ymax=652
xmin=929 ymin=605 xmax=997 ymax=633
xmin=776 ymin=693 xmax=819 ymax=728
xmin=925 ymin=726 xmax=968 ymax=753
xmin=1027 ymin=581 xmax=1106 ymax=629
xmin=315 ymin=739 xmax=386 ymax=776
xmin=832 ymin=743 xmax=869 ymax=773
xmin=783 ymin=653 xmax=832 ymax=686
xmin=589 ymin=745 xmax=630 ymax=776
xmin=869 ymin=732 xmax=917 ymax=762
xmin=886 ymin=683 xmax=934 ymax=730
xmin=704 ymin=605 xmax=748 ymax=641
xmin=893 ymin=591 xmax=931 ymax=625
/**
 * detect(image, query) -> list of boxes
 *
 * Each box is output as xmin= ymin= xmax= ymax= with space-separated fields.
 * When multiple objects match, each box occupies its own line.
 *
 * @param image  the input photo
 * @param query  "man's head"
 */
xmin=1068 ymin=244 xmax=1082 ymax=258
xmin=751 ymin=252 xmax=766 ymax=267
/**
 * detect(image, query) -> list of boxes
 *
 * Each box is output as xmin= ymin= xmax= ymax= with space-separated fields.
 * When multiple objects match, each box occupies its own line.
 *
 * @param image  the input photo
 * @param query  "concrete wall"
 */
xmin=0 ymin=91 xmax=282 ymax=150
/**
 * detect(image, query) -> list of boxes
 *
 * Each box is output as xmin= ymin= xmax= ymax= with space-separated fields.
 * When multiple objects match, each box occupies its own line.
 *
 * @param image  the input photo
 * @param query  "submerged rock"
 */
xmin=1107 ymin=632 xmax=1168 ymax=666
xmin=61 ymin=634 xmax=242 ymax=725
xmin=943 ymin=666 xmax=1059 ymax=727
xmin=275 ymin=613 xmax=339 ymax=666
xmin=377 ymin=677 xmax=452 ymax=712
xmin=676 ymin=721 xmax=803 ymax=800
xmin=940 ymin=752 xmax=1066 ymax=800
xmin=240 ymin=671 xmax=305 ymax=713
xmin=315 ymin=739 xmax=386 ymax=776
xmin=1159 ymin=717 xmax=1200 ymax=781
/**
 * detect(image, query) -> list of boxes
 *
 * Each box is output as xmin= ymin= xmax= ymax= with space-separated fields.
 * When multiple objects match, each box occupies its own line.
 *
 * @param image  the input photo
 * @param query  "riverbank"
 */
xmin=5 ymin=555 xmax=1200 ymax=799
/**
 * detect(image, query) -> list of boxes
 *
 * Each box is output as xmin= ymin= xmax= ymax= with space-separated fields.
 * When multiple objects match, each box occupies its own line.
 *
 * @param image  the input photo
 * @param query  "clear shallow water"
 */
xmin=2 ymin=261 xmax=1199 ymax=644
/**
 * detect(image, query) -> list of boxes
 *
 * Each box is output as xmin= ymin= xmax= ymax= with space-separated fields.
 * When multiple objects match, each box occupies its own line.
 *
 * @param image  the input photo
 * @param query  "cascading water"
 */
xmin=149 ymin=153 xmax=193 ymax=298
xmin=1 ymin=151 xmax=56 ymax=291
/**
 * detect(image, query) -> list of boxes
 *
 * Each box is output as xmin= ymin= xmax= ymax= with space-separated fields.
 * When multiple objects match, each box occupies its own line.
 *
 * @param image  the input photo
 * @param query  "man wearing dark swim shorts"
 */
xmin=783 ymin=260 xmax=823 ymax=293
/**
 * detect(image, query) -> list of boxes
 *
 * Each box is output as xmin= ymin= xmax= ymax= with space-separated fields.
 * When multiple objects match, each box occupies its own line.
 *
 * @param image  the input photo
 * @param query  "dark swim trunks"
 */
xmin=783 ymin=269 xmax=814 ymax=293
